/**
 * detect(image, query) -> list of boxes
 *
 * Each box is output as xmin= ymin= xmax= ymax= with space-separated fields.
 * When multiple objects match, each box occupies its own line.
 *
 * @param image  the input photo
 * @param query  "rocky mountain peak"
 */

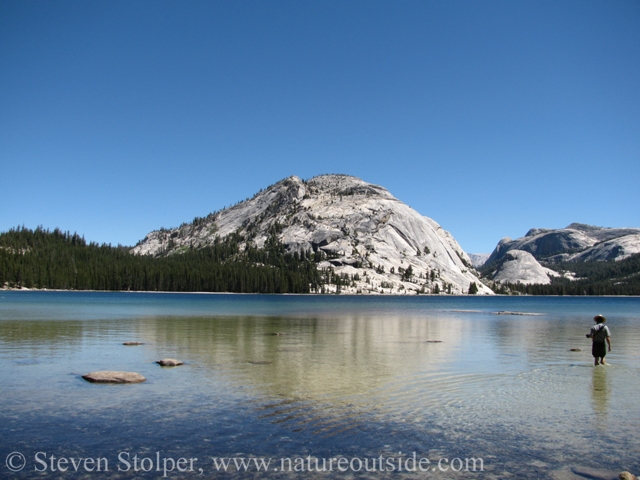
xmin=525 ymin=228 xmax=550 ymax=237
xmin=306 ymin=174 xmax=391 ymax=199
xmin=132 ymin=174 xmax=492 ymax=295
xmin=565 ymin=222 xmax=594 ymax=231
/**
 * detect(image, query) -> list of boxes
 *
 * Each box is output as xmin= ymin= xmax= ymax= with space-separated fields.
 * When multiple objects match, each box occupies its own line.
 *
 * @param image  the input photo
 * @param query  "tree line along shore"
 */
xmin=1 ymin=226 xmax=639 ymax=295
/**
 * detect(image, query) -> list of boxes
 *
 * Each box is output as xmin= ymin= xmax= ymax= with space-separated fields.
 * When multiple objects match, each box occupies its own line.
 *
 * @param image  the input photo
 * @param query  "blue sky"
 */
xmin=1 ymin=1 xmax=639 ymax=253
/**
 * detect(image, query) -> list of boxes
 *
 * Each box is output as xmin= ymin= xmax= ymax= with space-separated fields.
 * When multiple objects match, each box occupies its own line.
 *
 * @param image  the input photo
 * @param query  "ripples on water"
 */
xmin=0 ymin=292 xmax=639 ymax=478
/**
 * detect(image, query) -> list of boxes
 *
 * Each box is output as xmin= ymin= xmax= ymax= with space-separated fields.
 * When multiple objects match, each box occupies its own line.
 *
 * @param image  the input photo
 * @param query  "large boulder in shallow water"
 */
xmin=156 ymin=358 xmax=184 ymax=367
xmin=82 ymin=371 xmax=146 ymax=383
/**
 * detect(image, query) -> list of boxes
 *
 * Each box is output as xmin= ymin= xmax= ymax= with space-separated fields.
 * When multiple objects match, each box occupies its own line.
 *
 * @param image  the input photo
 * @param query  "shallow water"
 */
xmin=1 ymin=292 xmax=639 ymax=479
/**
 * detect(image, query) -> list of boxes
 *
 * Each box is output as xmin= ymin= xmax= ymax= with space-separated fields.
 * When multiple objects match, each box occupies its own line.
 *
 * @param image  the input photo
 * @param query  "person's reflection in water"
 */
xmin=591 ymin=367 xmax=610 ymax=430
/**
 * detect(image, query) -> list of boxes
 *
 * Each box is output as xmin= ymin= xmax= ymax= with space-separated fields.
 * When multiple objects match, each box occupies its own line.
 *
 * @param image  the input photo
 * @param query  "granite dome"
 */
xmin=132 ymin=174 xmax=492 ymax=295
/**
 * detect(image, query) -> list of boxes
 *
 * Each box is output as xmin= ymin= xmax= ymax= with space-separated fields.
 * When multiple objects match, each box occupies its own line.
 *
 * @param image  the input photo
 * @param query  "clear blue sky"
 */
xmin=1 ymin=1 xmax=639 ymax=253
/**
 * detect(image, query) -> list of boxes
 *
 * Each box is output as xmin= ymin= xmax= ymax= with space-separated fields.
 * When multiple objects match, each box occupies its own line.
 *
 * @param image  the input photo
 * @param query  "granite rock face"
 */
xmin=486 ymin=223 xmax=640 ymax=267
xmin=551 ymin=233 xmax=640 ymax=263
xmin=491 ymin=250 xmax=560 ymax=285
xmin=132 ymin=174 xmax=492 ymax=295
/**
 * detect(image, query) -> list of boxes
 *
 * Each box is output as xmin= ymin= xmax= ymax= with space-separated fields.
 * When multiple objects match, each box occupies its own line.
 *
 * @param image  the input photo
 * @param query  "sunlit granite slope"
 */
xmin=487 ymin=223 xmax=640 ymax=266
xmin=491 ymin=250 xmax=560 ymax=285
xmin=132 ymin=174 xmax=492 ymax=295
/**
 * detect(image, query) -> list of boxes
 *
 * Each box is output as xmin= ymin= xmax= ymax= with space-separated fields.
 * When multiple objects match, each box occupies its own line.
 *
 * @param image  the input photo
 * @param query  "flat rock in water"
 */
xmin=570 ymin=348 xmax=583 ymax=352
xmin=570 ymin=466 xmax=618 ymax=480
xmin=156 ymin=358 xmax=184 ymax=367
xmin=426 ymin=340 xmax=443 ymax=343
xmin=123 ymin=341 xmax=144 ymax=346
xmin=82 ymin=371 xmax=146 ymax=384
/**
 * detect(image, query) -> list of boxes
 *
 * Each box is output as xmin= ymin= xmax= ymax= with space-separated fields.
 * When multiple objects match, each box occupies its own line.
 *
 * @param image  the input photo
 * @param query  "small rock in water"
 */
xmin=123 ymin=341 xmax=144 ymax=346
xmin=570 ymin=348 xmax=583 ymax=352
xmin=82 ymin=371 xmax=146 ymax=384
xmin=426 ymin=340 xmax=443 ymax=343
xmin=265 ymin=332 xmax=285 ymax=336
xmin=156 ymin=358 xmax=184 ymax=367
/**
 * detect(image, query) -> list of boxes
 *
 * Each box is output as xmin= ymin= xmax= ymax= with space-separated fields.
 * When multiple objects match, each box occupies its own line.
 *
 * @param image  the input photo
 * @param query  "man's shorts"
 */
xmin=592 ymin=341 xmax=607 ymax=358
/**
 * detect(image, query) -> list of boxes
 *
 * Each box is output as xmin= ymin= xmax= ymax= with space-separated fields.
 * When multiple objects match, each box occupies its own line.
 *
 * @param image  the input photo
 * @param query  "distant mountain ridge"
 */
xmin=483 ymin=223 xmax=640 ymax=286
xmin=468 ymin=253 xmax=490 ymax=268
xmin=487 ymin=223 xmax=640 ymax=266
xmin=133 ymin=174 xmax=492 ymax=295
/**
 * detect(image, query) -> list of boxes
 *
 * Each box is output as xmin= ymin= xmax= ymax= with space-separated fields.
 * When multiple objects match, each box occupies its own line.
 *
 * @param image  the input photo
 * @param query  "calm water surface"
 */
xmin=1 ymin=292 xmax=639 ymax=479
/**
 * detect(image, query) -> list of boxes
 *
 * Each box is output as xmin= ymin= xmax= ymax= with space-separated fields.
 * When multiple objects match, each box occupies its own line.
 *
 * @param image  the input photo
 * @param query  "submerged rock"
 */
xmin=82 ymin=371 xmax=146 ymax=384
xmin=123 ymin=341 xmax=144 ymax=346
xmin=156 ymin=358 xmax=184 ymax=367
xmin=492 ymin=310 xmax=544 ymax=316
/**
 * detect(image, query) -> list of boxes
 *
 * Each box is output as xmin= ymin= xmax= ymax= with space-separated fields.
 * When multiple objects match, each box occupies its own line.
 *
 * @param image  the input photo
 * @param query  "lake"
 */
xmin=1 ymin=291 xmax=639 ymax=479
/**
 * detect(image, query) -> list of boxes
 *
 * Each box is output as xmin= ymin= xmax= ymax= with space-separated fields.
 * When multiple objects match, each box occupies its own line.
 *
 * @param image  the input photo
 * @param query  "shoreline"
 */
xmin=1 ymin=287 xmax=638 ymax=298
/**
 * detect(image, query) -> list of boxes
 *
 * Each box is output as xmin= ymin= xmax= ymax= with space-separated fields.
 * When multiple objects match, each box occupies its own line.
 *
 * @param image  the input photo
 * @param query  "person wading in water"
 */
xmin=586 ymin=314 xmax=611 ymax=366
